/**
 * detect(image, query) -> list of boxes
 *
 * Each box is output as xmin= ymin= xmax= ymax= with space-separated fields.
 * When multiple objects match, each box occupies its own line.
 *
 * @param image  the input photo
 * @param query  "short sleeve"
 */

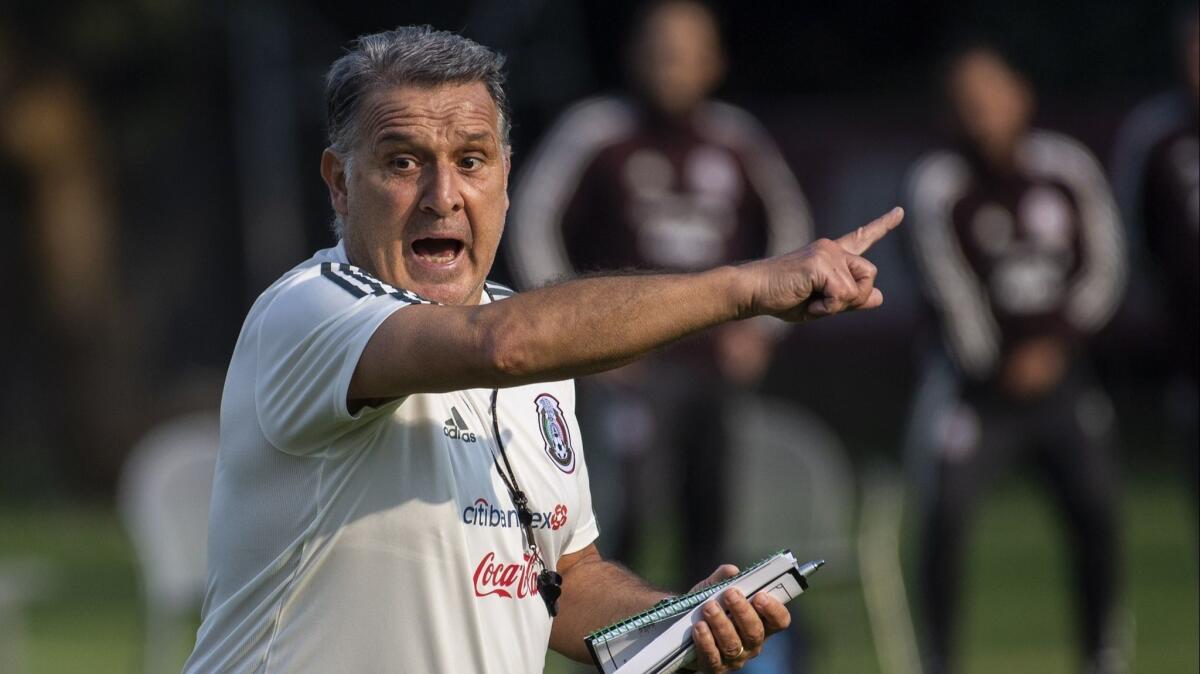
xmin=254 ymin=263 xmax=426 ymax=455
xmin=559 ymin=382 xmax=600 ymax=556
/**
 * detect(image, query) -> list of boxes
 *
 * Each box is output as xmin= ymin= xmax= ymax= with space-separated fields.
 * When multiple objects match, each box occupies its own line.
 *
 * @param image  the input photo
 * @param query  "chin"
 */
xmin=410 ymin=275 xmax=483 ymax=306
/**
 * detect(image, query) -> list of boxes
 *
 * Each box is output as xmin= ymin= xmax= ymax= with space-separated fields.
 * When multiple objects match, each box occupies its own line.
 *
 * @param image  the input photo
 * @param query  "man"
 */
xmin=905 ymin=46 xmax=1127 ymax=674
xmin=186 ymin=26 xmax=900 ymax=673
xmin=507 ymin=0 xmax=812 ymax=589
xmin=1112 ymin=10 xmax=1198 ymax=506
xmin=0 ymin=23 xmax=133 ymax=494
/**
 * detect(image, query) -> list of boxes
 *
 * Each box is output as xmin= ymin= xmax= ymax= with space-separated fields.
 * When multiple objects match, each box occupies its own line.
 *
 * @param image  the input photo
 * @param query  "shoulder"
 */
xmin=314 ymin=261 xmax=435 ymax=305
xmin=1020 ymin=129 xmax=1106 ymax=177
xmin=695 ymin=100 xmax=773 ymax=149
xmin=1146 ymin=124 xmax=1196 ymax=167
xmin=538 ymin=96 xmax=638 ymax=150
xmin=905 ymin=150 xmax=970 ymax=205
xmin=484 ymin=279 xmax=517 ymax=300
xmin=253 ymin=257 xmax=433 ymax=340
xmin=1116 ymin=92 xmax=1193 ymax=159
xmin=513 ymin=97 xmax=638 ymax=196
xmin=557 ymin=95 xmax=637 ymax=123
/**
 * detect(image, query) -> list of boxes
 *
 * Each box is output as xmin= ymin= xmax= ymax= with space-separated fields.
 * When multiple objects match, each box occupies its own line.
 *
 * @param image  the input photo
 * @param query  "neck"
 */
xmin=978 ymin=138 xmax=1020 ymax=174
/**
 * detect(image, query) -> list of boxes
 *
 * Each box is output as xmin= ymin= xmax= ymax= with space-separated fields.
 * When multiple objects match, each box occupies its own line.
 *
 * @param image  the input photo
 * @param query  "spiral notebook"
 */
xmin=584 ymin=550 xmax=822 ymax=674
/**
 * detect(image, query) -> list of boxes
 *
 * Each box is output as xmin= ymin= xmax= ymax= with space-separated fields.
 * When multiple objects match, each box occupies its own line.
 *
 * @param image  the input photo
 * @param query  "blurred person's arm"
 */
xmin=706 ymin=103 xmax=816 ymax=385
xmin=906 ymin=152 xmax=1001 ymax=379
xmin=713 ymin=318 xmax=776 ymax=386
xmin=1025 ymin=131 xmax=1128 ymax=335
xmin=507 ymin=98 xmax=635 ymax=289
xmin=350 ymin=209 xmax=903 ymax=402
xmin=0 ymin=75 xmax=118 ymax=329
xmin=1107 ymin=93 xmax=1191 ymax=235
xmin=705 ymin=102 xmax=814 ymax=256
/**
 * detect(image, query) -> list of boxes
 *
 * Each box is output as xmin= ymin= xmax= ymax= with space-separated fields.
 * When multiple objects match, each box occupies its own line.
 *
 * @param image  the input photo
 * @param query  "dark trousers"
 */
xmin=579 ymin=360 xmax=730 ymax=587
xmin=909 ymin=363 xmax=1120 ymax=674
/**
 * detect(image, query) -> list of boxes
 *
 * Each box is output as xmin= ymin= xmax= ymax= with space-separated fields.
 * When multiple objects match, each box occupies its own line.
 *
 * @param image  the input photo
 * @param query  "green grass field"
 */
xmin=1 ymin=472 xmax=1195 ymax=673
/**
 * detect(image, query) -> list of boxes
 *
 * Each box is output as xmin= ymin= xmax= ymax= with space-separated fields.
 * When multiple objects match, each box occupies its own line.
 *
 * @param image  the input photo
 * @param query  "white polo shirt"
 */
xmin=185 ymin=242 xmax=599 ymax=673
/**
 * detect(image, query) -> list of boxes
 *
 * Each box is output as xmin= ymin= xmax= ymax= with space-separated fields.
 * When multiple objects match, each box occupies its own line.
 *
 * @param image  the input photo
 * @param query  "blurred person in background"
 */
xmin=905 ymin=46 xmax=1127 ymax=674
xmin=1112 ymin=9 xmax=1198 ymax=511
xmin=0 ymin=22 xmax=136 ymax=495
xmin=507 ymin=0 xmax=812 ymax=600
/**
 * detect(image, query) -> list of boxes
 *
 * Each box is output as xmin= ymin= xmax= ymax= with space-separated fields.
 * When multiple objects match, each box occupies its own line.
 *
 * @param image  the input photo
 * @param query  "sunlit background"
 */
xmin=0 ymin=1 xmax=1196 ymax=672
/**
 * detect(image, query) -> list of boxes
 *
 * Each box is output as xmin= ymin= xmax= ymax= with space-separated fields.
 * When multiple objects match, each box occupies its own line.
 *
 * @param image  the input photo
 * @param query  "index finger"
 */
xmin=836 ymin=206 xmax=904 ymax=255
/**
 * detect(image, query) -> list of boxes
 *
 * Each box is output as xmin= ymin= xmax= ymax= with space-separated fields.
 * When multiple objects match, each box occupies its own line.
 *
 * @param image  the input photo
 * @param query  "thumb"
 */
xmin=690 ymin=564 xmax=740 ymax=593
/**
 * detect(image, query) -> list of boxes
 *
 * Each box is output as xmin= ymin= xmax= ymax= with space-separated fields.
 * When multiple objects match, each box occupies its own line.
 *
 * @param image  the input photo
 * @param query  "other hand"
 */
xmin=686 ymin=565 xmax=791 ymax=672
xmin=739 ymin=207 xmax=903 ymax=322
xmin=714 ymin=320 xmax=775 ymax=387
xmin=1001 ymin=336 xmax=1067 ymax=398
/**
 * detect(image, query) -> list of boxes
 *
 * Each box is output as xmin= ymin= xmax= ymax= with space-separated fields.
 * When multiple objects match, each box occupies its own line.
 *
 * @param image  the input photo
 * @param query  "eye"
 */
xmin=389 ymin=156 xmax=418 ymax=171
xmin=459 ymin=156 xmax=485 ymax=170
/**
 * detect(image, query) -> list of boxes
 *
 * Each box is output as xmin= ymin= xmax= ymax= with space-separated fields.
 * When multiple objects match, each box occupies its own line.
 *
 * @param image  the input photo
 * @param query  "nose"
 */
xmin=418 ymin=161 xmax=464 ymax=218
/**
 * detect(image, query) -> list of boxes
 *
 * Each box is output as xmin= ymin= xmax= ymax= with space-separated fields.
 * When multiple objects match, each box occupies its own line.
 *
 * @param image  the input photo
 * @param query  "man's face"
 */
xmin=633 ymin=1 xmax=725 ymax=116
xmin=949 ymin=51 xmax=1033 ymax=159
xmin=322 ymin=82 xmax=510 ymax=306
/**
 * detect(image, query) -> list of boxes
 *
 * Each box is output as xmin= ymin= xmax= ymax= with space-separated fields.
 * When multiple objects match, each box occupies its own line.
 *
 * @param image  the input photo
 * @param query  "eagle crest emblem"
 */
xmin=534 ymin=394 xmax=575 ymax=474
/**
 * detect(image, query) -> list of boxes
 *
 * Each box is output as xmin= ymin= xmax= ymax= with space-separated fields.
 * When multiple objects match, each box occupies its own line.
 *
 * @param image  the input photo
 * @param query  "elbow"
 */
xmin=480 ymin=321 xmax=537 ymax=384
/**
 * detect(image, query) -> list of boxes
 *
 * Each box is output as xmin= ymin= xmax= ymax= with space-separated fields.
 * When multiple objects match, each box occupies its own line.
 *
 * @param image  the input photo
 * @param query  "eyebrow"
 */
xmin=374 ymin=131 xmax=421 ymax=147
xmin=456 ymin=130 xmax=495 ymax=144
xmin=373 ymin=129 xmax=496 ymax=150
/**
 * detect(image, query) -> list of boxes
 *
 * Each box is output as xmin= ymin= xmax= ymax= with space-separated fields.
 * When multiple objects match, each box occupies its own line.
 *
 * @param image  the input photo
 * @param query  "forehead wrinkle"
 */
xmin=360 ymin=86 xmax=500 ymax=151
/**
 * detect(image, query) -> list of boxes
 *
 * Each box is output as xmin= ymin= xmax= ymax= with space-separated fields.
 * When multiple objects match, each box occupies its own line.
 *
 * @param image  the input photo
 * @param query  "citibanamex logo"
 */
xmin=549 ymin=504 xmax=568 ymax=531
xmin=473 ymin=551 xmax=540 ymax=599
xmin=462 ymin=498 xmax=568 ymax=531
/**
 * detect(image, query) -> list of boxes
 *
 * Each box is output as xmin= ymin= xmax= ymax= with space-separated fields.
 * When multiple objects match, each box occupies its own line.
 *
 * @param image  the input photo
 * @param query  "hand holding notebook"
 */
xmin=584 ymin=551 xmax=824 ymax=673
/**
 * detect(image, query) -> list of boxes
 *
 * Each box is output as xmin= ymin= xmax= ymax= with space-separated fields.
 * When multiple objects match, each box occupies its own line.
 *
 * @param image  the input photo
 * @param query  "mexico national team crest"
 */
xmin=534 ymin=394 xmax=575 ymax=474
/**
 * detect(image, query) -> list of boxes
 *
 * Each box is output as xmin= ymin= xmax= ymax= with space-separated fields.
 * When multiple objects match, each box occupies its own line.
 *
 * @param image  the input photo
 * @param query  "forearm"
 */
xmin=485 ymin=266 xmax=746 ymax=383
xmin=549 ymin=553 xmax=671 ymax=662
xmin=353 ymin=265 xmax=749 ymax=399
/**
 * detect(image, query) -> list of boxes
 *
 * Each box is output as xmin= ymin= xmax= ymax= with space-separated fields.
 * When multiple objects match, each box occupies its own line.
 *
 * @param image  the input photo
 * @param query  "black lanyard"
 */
xmin=488 ymin=386 xmax=563 ymax=617
xmin=482 ymin=285 xmax=562 ymax=617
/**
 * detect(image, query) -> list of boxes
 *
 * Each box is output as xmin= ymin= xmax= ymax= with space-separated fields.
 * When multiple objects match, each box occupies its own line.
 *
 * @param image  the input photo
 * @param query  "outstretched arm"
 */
xmin=350 ymin=208 xmax=903 ymax=401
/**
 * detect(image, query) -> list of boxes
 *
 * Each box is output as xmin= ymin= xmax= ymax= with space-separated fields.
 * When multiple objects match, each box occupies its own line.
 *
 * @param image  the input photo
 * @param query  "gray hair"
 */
xmin=324 ymin=26 xmax=511 ymax=236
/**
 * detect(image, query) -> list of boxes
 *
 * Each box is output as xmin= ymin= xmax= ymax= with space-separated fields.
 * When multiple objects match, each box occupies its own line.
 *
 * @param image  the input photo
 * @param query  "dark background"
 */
xmin=9 ymin=0 xmax=1182 ymax=492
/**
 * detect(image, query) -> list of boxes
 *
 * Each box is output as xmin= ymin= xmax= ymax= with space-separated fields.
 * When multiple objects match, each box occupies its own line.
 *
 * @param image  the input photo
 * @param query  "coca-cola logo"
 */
xmin=473 ymin=551 xmax=541 ymax=599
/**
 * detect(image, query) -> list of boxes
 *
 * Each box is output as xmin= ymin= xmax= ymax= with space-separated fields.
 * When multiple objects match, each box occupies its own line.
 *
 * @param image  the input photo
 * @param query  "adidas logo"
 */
xmin=443 ymin=407 xmax=477 ymax=443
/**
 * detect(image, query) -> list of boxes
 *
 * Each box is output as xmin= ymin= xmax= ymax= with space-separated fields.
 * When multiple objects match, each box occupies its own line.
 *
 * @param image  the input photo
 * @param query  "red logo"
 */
xmin=473 ymin=552 xmax=541 ymax=599
xmin=550 ymin=504 xmax=568 ymax=531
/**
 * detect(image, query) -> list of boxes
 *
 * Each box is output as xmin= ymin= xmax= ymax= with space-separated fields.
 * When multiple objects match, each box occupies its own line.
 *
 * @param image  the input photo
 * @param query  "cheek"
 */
xmin=354 ymin=177 xmax=417 ymax=221
xmin=466 ymin=180 xmax=509 ymax=240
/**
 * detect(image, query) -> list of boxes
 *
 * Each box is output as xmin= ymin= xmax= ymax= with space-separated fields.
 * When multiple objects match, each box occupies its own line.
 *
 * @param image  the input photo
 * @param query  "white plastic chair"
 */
xmin=118 ymin=411 xmax=218 ymax=674
xmin=726 ymin=395 xmax=920 ymax=674
xmin=726 ymin=395 xmax=856 ymax=578
xmin=0 ymin=557 xmax=54 ymax=674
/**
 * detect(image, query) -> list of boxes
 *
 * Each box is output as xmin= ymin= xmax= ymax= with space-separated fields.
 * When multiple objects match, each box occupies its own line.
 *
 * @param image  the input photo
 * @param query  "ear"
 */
xmin=321 ymin=148 xmax=350 ymax=217
xmin=502 ymin=149 xmax=512 ymax=210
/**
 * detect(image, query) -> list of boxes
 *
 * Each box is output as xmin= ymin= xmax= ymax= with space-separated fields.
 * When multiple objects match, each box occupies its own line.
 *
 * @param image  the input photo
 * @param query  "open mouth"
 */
xmin=411 ymin=238 xmax=464 ymax=265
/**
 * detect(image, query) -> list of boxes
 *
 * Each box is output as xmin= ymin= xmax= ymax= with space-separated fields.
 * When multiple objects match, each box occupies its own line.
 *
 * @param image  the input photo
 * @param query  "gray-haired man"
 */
xmin=186 ymin=26 xmax=901 ymax=673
